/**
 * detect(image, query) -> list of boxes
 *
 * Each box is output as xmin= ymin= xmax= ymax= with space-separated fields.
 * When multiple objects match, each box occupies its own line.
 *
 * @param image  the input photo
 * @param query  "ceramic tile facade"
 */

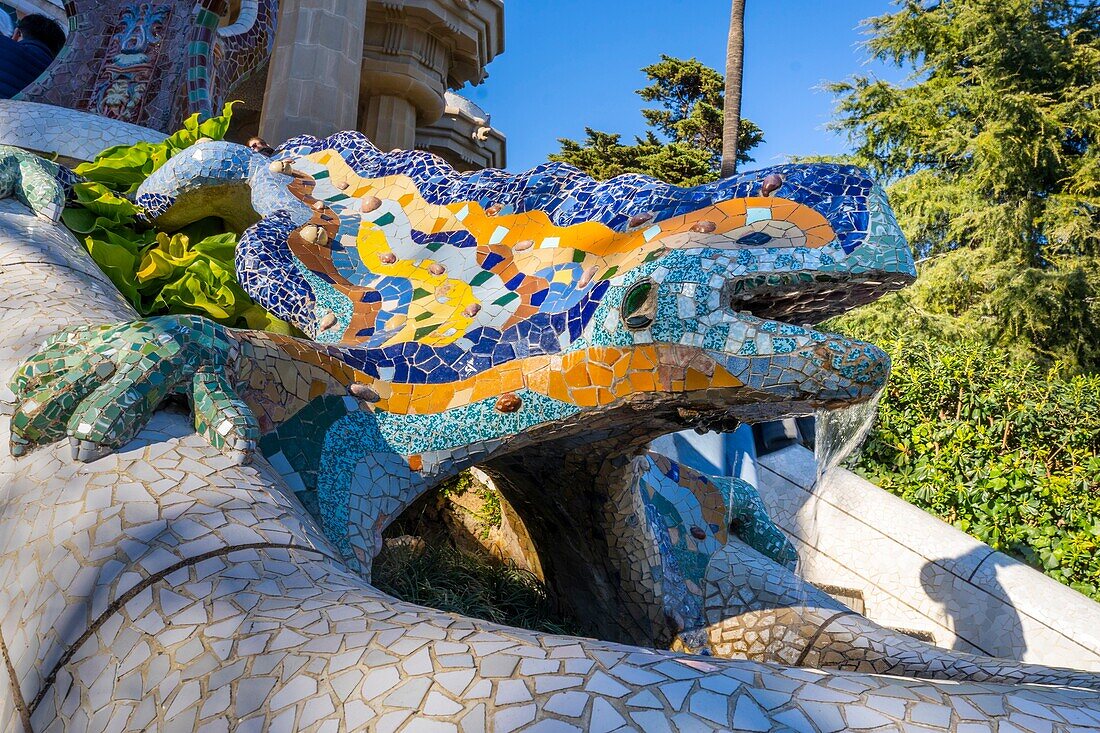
xmin=18 ymin=0 xmax=276 ymax=133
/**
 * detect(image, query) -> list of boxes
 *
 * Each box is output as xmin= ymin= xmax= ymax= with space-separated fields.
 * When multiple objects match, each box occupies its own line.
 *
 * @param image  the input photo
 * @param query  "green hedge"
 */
xmin=849 ymin=335 xmax=1100 ymax=600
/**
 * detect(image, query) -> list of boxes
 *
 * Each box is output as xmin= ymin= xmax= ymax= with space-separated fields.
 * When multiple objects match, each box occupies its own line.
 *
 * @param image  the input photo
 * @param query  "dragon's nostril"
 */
xmin=621 ymin=279 xmax=657 ymax=330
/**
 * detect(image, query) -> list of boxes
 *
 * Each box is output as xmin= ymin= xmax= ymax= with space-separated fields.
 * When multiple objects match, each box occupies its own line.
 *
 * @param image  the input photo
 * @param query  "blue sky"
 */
xmin=461 ymin=0 xmax=910 ymax=172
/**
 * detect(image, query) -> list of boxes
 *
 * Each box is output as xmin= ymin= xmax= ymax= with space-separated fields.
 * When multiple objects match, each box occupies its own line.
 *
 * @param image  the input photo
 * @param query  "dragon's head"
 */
xmin=129 ymin=133 xmax=916 ymax=484
xmin=222 ymin=133 xmax=915 ymax=458
xmin=565 ymin=171 xmax=915 ymax=428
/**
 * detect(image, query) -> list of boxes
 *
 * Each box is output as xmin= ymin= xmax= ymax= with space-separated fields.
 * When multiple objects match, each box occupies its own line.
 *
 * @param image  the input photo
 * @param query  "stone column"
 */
xmin=359 ymin=93 xmax=419 ymax=152
xmin=260 ymin=0 xmax=366 ymax=145
xmin=357 ymin=0 xmax=504 ymax=153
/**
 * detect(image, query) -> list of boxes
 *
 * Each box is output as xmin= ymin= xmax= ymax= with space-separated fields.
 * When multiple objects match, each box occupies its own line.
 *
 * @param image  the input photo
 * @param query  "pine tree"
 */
xmin=551 ymin=56 xmax=763 ymax=187
xmin=828 ymin=0 xmax=1100 ymax=371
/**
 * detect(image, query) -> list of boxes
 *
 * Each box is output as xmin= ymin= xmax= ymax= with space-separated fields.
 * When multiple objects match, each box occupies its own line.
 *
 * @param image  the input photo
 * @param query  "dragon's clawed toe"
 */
xmin=9 ymin=315 xmax=257 ymax=464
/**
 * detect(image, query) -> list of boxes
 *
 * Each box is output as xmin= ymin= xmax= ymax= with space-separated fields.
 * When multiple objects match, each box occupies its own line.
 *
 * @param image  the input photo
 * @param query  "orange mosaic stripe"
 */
xmin=367 ymin=344 xmax=742 ymax=414
xmin=253 ymin=333 xmax=743 ymax=417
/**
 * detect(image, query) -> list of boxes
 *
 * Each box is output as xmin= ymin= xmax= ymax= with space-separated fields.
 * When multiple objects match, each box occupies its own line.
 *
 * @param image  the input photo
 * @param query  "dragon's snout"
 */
xmin=718 ymin=182 xmax=916 ymax=326
xmin=697 ymin=322 xmax=890 ymax=419
xmin=621 ymin=167 xmax=913 ymax=416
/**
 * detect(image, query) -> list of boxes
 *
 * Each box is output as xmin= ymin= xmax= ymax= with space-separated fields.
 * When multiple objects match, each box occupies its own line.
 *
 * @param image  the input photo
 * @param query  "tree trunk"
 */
xmin=721 ymin=0 xmax=746 ymax=178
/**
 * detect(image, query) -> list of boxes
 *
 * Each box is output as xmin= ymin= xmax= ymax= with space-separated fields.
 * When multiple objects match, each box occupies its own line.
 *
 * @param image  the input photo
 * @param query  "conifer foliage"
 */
xmin=829 ymin=0 xmax=1100 ymax=371
xmin=551 ymin=56 xmax=763 ymax=187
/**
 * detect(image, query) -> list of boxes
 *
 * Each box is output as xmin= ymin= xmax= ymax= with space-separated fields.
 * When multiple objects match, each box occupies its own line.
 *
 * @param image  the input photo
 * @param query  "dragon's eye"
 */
xmin=621 ymin=279 xmax=657 ymax=330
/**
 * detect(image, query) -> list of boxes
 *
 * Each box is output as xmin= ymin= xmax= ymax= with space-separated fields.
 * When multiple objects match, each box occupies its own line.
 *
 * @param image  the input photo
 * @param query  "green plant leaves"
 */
xmin=75 ymin=102 xmax=239 ymax=195
xmin=59 ymin=103 xmax=298 ymax=336
xmin=137 ymin=232 xmax=240 ymax=320
xmin=84 ymin=228 xmax=145 ymax=304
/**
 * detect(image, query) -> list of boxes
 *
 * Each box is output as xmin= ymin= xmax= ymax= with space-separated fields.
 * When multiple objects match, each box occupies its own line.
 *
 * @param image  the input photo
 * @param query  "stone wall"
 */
xmin=755 ymin=444 xmax=1100 ymax=671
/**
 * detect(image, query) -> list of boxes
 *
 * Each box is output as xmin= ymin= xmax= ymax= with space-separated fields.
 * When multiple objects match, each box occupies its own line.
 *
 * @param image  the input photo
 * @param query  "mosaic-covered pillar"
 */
xmin=18 ymin=0 xmax=277 ymax=133
xmin=259 ymin=0 xmax=366 ymax=144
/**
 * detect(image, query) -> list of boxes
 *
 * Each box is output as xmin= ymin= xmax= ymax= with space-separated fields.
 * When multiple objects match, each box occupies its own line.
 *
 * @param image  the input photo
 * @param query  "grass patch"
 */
xmin=372 ymin=540 xmax=580 ymax=636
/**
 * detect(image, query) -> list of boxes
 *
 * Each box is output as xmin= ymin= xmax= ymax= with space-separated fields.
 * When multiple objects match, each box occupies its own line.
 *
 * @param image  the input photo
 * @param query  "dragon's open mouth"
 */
xmin=724 ymin=271 xmax=915 ymax=325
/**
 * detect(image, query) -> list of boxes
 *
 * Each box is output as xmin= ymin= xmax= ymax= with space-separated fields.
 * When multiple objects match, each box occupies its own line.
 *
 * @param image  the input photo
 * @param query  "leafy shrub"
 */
xmin=847 ymin=334 xmax=1100 ymax=600
xmin=61 ymin=103 xmax=296 ymax=334
xmin=437 ymin=471 xmax=503 ymax=540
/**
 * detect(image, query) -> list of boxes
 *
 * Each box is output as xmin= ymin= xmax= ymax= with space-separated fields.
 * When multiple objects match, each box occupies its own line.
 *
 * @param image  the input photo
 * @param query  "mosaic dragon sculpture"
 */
xmin=1 ymin=138 xmax=1099 ymax=731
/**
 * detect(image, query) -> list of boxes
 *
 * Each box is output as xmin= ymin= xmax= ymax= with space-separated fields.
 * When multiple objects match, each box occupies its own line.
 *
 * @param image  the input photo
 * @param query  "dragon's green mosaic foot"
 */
xmin=192 ymin=368 xmax=260 ymax=464
xmin=718 ymin=474 xmax=799 ymax=569
xmin=9 ymin=315 xmax=258 ymax=464
xmin=0 ymin=145 xmax=69 ymax=222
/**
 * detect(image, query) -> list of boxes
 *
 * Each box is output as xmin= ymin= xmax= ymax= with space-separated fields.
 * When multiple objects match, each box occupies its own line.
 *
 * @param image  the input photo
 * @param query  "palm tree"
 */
xmin=721 ymin=0 xmax=746 ymax=178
